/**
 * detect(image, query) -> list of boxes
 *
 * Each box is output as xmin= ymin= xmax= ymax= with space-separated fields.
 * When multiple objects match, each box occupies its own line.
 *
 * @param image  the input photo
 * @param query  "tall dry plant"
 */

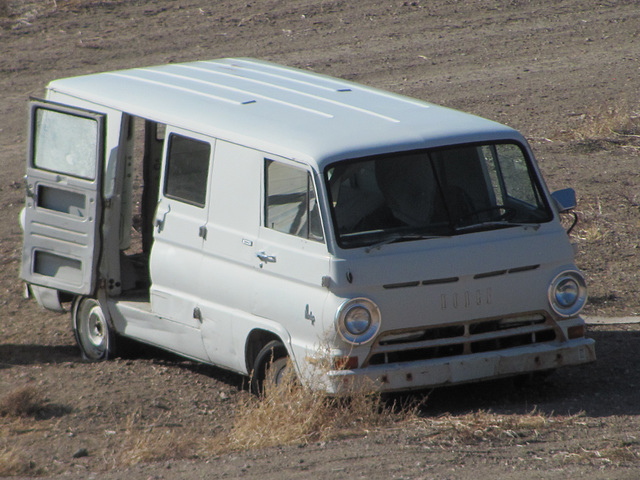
xmin=216 ymin=361 xmax=411 ymax=452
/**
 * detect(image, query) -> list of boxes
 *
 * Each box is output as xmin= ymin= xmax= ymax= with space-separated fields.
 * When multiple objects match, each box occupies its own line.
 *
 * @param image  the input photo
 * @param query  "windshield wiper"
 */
xmin=365 ymin=233 xmax=448 ymax=253
xmin=454 ymin=221 xmax=540 ymax=234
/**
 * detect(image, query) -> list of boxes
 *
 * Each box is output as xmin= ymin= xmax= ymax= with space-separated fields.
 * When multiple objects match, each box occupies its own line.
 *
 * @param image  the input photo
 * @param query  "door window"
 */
xmin=164 ymin=134 xmax=211 ymax=207
xmin=265 ymin=160 xmax=324 ymax=242
xmin=33 ymin=108 xmax=99 ymax=180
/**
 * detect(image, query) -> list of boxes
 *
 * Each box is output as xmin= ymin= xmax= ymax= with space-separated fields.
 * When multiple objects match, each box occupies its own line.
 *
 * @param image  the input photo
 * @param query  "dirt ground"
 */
xmin=1 ymin=0 xmax=640 ymax=478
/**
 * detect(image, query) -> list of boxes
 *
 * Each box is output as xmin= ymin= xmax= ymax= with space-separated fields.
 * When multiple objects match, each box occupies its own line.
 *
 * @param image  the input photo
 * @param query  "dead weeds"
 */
xmin=0 ymin=0 xmax=126 ymax=26
xmin=0 ymin=387 xmax=50 ymax=476
xmin=109 ymin=411 xmax=200 ymax=467
xmin=216 ymin=369 xmax=400 ymax=452
xmin=0 ymin=445 xmax=39 ymax=476
xmin=0 ymin=373 xmax=602 ymax=473
xmin=0 ymin=385 xmax=47 ymax=418
xmin=562 ymin=102 xmax=640 ymax=153
xmin=414 ymin=409 xmax=584 ymax=446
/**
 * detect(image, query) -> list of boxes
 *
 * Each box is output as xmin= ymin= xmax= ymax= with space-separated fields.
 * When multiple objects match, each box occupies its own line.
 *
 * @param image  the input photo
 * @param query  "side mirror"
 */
xmin=551 ymin=188 xmax=577 ymax=212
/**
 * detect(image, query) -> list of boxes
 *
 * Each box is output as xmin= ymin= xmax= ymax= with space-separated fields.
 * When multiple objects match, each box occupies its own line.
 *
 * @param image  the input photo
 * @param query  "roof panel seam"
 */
xmin=168 ymin=64 xmax=401 ymax=123
xmin=127 ymin=69 xmax=336 ymax=119
xmin=206 ymin=59 xmax=432 ymax=110
xmin=104 ymin=72 xmax=243 ymax=106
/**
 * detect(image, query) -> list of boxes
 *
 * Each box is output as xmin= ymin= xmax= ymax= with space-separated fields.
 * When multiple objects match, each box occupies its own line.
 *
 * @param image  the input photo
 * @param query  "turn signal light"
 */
xmin=567 ymin=325 xmax=585 ymax=339
xmin=333 ymin=356 xmax=358 ymax=370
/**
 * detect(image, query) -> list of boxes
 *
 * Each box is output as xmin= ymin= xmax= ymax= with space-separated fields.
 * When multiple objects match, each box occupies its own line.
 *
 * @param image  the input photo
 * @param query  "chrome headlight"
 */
xmin=336 ymin=298 xmax=381 ymax=345
xmin=548 ymin=271 xmax=587 ymax=318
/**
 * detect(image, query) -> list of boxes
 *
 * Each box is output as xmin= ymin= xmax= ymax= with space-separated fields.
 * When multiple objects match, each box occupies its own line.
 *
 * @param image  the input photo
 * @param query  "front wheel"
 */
xmin=250 ymin=340 xmax=294 ymax=396
xmin=72 ymin=297 xmax=115 ymax=361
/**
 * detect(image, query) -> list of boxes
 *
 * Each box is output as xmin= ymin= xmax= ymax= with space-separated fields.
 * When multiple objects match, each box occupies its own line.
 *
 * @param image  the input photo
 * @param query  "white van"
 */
xmin=20 ymin=58 xmax=595 ymax=393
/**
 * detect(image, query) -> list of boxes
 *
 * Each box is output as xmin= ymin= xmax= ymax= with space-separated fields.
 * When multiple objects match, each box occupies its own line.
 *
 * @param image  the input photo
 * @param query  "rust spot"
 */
xmin=380 ymin=375 xmax=389 ymax=384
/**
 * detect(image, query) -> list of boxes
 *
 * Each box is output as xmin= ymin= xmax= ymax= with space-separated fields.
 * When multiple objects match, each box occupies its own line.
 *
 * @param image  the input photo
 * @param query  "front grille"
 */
xmin=366 ymin=313 xmax=556 ymax=366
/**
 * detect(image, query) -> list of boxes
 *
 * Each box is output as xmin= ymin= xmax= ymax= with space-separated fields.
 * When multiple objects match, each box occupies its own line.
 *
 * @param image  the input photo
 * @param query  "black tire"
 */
xmin=72 ymin=297 xmax=116 ymax=361
xmin=250 ymin=340 xmax=291 ymax=396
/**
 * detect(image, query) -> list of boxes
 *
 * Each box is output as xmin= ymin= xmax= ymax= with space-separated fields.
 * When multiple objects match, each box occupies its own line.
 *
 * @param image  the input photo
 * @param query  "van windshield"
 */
xmin=325 ymin=142 xmax=553 ymax=249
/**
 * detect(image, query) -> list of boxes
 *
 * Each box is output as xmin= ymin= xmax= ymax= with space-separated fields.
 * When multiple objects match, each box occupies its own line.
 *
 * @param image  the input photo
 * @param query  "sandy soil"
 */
xmin=1 ymin=0 xmax=640 ymax=478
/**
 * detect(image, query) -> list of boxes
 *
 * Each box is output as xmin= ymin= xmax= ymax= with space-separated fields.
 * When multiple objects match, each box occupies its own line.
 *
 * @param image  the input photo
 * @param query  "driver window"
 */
xmin=265 ymin=160 xmax=324 ymax=242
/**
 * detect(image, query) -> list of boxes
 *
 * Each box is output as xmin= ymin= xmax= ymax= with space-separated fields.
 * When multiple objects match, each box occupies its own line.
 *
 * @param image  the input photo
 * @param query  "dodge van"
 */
xmin=20 ymin=58 xmax=595 ymax=393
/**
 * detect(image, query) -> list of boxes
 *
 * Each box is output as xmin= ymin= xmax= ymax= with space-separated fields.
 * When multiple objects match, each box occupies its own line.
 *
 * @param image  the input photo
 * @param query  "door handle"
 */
xmin=256 ymin=251 xmax=276 ymax=263
xmin=155 ymin=205 xmax=171 ymax=232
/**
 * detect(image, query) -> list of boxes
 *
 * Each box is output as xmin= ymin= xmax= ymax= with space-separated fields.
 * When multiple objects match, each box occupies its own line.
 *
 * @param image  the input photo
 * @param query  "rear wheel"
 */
xmin=73 ymin=297 xmax=115 ymax=361
xmin=250 ymin=340 xmax=293 ymax=396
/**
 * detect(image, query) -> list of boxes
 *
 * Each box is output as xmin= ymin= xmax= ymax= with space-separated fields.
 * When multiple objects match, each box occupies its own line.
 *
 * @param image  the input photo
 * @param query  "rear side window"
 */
xmin=164 ymin=134 xmax=210 ymax=207
xmin=265 ymin=160 xmax=324 ymax=242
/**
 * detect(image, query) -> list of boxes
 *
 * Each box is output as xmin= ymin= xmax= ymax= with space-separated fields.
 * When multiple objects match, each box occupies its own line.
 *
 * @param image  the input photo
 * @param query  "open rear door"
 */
xmin=21 ymin=100 xmax=105 ymax=295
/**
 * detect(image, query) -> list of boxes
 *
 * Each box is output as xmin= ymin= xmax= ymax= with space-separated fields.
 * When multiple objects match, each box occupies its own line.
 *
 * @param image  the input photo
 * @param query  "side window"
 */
xmin=265 ymin=160 xmax=324 ymax=242
xmin=164 ymin=134 xmax=210 ymax=207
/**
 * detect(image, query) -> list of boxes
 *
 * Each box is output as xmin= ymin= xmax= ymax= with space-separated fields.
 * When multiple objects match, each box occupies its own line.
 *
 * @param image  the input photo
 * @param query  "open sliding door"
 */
xmin=21 ymin=99 xmax=105 ymax=295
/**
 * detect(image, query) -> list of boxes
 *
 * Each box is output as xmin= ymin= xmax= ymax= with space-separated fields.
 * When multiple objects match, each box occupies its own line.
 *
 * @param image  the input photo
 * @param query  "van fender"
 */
xmin=243 ymin=321 xmax=293 ymax=376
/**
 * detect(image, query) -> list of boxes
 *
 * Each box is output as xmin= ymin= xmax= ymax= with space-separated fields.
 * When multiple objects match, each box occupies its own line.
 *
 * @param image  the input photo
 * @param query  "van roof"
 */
xmin=47 ymin=58 xmax=522 ymax=169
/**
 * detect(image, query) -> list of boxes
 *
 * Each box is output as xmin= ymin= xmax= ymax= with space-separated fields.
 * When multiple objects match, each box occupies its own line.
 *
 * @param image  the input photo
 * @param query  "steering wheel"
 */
xmin=455 ymin=205 xmax=515 ymax=225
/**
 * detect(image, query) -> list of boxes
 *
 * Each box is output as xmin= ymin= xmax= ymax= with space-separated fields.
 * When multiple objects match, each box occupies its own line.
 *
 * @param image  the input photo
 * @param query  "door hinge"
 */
xmin=25 ymin=183 xmax=36 ymax=199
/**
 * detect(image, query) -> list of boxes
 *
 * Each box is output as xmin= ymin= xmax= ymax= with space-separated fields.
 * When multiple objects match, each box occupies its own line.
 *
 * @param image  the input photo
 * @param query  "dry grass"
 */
xmin=0 ymin=0 xmax=123 ymax=22
xmin=214 ymin=366 xmax=402 ymax=452
xmin=101 ymin=369 xmax=408 ymax=465
xmin=414 ymin=409 xmax=581 ymax=445
xmin=106 ymin=393 xmax=585 ymax=466
xmin=0 ymin=387 xmax=49 ymax=476
xmin=554 ymin=442 xmax=640 ymax=466
xmin=564 ymin=102 xmax=640 ymax=151
xmin=0 ymin=385 xmax=47 ymax=418
xmin=0 ymin=445 xmax=37 ymax=476
xmin=572 ymin=104 xmax=640 ymax=140
xmin=0 ymin=381 xmax=603 ymax=474
xmin=571 ymin=196 xmax=619 ymax=245
xmin=111 ymin=412 xmax=200 ymax=467
xmin=103 ymin=365 xmax=584 ymax=465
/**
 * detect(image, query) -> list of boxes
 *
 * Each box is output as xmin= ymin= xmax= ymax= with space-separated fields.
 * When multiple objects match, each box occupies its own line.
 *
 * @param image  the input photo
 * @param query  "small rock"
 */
xmin=72 ymin=448 xmax=89 ymax=459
